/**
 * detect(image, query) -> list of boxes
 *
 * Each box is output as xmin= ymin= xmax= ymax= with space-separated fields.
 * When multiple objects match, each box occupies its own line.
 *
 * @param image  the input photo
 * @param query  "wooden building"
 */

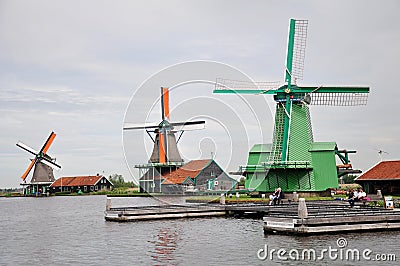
xmin=212 ymin=172 xmax=238 ymax=191
xmin=50 ymin=175 xmax=113 ymax=193
xmin=160 ymin=159 xmax=236 ymax=194
xmin=355 ymin=160 xmax=400 ymax=195
xmin=137 ymin=164 xmax=183 ymax=193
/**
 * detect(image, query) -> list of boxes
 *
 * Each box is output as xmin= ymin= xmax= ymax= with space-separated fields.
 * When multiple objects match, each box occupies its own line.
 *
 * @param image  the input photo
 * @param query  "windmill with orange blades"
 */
xmin=124 ymin=87 xmax=205 ymax=164
xmin=16 ymin=131 xmax=61 ymax=195
xmin=124 ymin=87 xmax=205 ymax=193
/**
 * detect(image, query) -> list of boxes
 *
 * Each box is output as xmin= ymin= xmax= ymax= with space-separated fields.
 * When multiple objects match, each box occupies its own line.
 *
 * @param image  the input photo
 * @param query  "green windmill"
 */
xmin=214 ymin=19 xmax=369 ymax=193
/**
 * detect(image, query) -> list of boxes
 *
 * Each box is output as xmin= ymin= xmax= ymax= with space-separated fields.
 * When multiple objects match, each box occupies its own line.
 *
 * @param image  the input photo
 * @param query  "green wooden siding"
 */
xmin=310 ymin=142 xmax=339 ymax=190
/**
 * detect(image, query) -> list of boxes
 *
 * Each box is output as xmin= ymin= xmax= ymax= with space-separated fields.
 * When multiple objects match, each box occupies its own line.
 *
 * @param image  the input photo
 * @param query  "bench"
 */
xmin=359 ymin=194 xmax=383 ymax=206
xmin=278 ymin=194 xmax=296 ymax=205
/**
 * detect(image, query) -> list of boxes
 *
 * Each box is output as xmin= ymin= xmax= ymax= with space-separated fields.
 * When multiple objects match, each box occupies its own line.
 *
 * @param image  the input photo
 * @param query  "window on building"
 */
xmin=95 ymin=185 xmax=98 ymax=191
xmin=84 ymin=186 xmax=87 ymax=192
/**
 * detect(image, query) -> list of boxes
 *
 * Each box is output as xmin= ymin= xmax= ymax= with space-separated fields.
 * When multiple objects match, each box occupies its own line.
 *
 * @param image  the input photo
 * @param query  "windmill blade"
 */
xmin=123 ymin=123 xmax=160 ymax=130
xmin=161 ymin=87 xmax=170 ymax=120
xmin=291 ymin=19 xmax=308 ymax=82
xmin=16 ymin=142 xmax=38 ymax=157
xmin=213 ymin=78 xmax=281 ymax=94
xmin=297 ymin=86 xmax=370 ymax=94
xmin=159 ymin=132 xmax=166 ymax=163
xmin=285 ymin=19 xmax=308 ymax=86
xmin=297 ymin=85 xmax=369 ymax=106
xmin=40 ymin=131 xmax=56 ymax=154
xmin=39 ymin=157 xmax=61 ymax=169
xmin=21 ymin=158 xmax=36 ymax=181
xmin=170 ymin=120 xmax=206 ymax=131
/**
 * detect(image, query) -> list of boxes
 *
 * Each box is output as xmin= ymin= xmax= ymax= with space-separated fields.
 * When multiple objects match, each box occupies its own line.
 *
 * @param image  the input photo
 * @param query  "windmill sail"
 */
xmin=297 ymin=86 xmax=369 ymax=106
xmin=21 ymin=159 xmax=37 ymax=181
xmin=171 ymin=121 xmax=205 ymax=132
xmin=124 ymin=87 xmax=205 ymax=164
xmin=290 ymin=19 xmax=308 ymax=83
xmin=16 ymin=142 xmax=38 ymax=157
xmin=17 ymin=131 xmax=61 ymax=182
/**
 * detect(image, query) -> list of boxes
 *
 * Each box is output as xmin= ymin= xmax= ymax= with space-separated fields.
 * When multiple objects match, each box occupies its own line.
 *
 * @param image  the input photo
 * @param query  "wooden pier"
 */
xmin=105 ymin=198 xmax=400 ymax=235
xmin=105 ymin=204 xmax=227 ymax=221
xmin=104 ymin=199 xmax=344 ymax=222
xmin=264 ymin=201 xmax=400 ymax=235
xmin=104 ymin=195 xmax=277 ymax=221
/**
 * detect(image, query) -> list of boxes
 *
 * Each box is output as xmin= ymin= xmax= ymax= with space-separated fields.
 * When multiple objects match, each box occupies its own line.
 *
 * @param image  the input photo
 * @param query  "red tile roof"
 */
xmin=356 ymin=160 xmax=400 ymax=181
xmin=162 ymin=176 xmax=193 ymax=185
xmin=162 ymin=159 xmax=211 ymax=185
xmin=50 ymin=176 xmax=104 ymax=187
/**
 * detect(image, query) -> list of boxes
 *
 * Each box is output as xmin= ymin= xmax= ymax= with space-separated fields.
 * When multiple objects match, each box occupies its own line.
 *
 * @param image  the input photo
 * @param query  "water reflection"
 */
xmin=149 ymin=226 xmax=181 ymax=265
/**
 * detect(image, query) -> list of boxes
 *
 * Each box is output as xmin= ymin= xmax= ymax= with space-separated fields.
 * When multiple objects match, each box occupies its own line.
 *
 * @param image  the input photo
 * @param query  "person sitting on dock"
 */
xmin=352 ymin=188 xmax=366 ymax=204
xmin=357 ymin=188 xmax=366 ymax=200
xmin=269 ymin=188 xmax=277 ymax=205
xmin=348 ymin=189 xmax=355 ymax=207
xmin=272 ymin=188 xmax=284 ymax=206
xmin=268 ymin=189 xmax=277 ymax=205
xmin=353 ymin=188 xmax=359 ymax=199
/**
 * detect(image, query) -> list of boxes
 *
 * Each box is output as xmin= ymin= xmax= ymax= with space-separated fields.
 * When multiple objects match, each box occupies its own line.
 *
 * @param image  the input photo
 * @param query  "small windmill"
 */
xmin=214 ymin=19 xmax=370 ymax=192
xmin=17 ymin=131 xmax=61 ymax=195
xmin=124 ymin=88 xmax=205 ymax=192
xmin=124 ymin=87 xmax=205 ymax=164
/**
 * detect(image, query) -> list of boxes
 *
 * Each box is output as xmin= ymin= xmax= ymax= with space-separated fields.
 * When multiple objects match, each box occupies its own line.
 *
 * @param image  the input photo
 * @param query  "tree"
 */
xmin=109 ymin=174 xmax=124 ymax=184
xmin=342 ymin=174 xmax=357 ymax=184
xmin=109 ymin=174 xmax=137 ymax=188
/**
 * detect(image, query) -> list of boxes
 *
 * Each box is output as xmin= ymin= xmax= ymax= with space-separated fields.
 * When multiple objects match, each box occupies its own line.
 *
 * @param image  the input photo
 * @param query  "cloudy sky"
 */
xmin=0 ymin=0 xmax=399 ymax=187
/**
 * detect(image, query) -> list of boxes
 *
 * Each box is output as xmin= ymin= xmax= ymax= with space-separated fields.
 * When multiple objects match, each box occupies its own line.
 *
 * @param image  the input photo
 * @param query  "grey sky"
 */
xmin=0 ymin=0 xmax=399 ymax=187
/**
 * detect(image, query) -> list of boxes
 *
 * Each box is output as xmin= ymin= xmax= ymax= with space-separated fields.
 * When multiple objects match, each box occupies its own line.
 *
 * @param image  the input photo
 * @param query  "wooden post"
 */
xmin=220 ymin=194 xmax=225 ymax=205
xmin=298 ymin=198 xmax=308 ymax=219
xmin=293 ymin=192 xmax=299 ymax=202
xmin=106 ymin=197 xmax=111 ymax=211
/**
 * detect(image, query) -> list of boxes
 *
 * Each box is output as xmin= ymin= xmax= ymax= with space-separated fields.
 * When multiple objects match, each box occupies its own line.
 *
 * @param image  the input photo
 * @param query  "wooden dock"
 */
xmin=105 ymin=204 xmax=227 ymax=221
xmin=104 ymin=200 xmax=346 ymax=222
xmin=264 ymin=202 xmax=400 ymax=235
xmin=104 ymin=195 xmax=279 ymax=221
xmin=105 ymin=198 xmax=400 ymax=235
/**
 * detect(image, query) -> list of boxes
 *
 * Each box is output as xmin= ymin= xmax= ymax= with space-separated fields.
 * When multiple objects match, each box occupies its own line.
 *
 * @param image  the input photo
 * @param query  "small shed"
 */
xmin=355 ymin=160 xmax=400 ymax=195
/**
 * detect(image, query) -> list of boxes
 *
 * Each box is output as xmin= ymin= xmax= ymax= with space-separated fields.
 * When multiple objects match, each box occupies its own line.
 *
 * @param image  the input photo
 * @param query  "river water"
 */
xmin=0 ymin=195 xmax=399 ymax=265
